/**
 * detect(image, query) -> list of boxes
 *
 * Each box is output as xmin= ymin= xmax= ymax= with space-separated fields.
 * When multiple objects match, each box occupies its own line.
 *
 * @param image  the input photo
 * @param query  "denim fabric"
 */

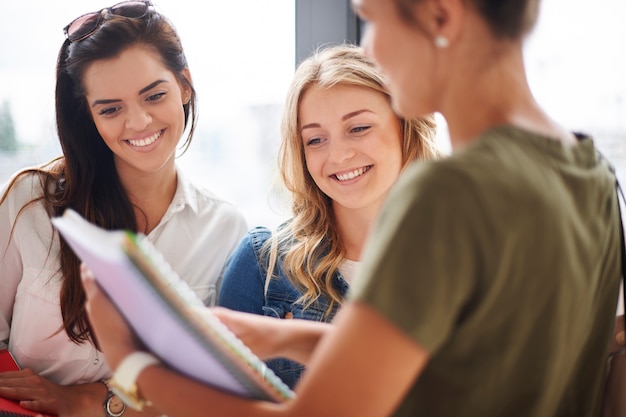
xmin=218 ymin=226 xmax=350 ymax=388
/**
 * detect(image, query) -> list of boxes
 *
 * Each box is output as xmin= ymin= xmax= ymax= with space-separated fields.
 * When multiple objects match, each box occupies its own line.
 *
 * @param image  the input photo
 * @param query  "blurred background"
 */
xmin=0 ymin=0 xmax=624 ymax=230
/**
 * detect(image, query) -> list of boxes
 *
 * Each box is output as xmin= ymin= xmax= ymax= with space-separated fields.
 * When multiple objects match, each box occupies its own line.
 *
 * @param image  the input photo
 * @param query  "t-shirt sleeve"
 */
xmin=349 ymin=161 xmax=485 ymax=354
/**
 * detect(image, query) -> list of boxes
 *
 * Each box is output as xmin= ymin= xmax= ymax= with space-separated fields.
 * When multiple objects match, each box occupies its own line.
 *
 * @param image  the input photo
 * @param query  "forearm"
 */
xmin=19 ymin=379 xmax=164 ymax=417
xmin=274 ymin=320 xmax=332 ymax=365
xmin=0 ymin=379 xmax=110 ymax=417
xmin=210 ymin=307 xmax=332 ymax=364
xmin=56 ymin=380 xmax=173 ymax=417
xmin=100 ymin=380 xmax=165 ymax=417
xmin=136 ymin=365 xmax=286 ymax=417
xmin=69 ymin=381 xmax=109 ymax=417
xmin=73 ymin=380 xmax=166 ymax=417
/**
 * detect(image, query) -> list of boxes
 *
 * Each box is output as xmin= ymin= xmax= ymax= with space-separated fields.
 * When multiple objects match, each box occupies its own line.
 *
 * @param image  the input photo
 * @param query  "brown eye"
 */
xmin=147 ymin=92 xmax=166 ymax=102
xmin=98 ymin=106 xmax=121 ymax=116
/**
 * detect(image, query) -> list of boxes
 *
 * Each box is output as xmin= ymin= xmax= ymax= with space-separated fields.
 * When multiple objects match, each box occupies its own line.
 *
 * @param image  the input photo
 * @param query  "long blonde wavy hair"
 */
xmin=264 ymin=44 xmax=441 ymax=316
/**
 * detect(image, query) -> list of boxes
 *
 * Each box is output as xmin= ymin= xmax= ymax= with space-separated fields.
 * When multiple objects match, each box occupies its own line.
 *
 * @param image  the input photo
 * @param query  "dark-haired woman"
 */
xmin=0 ymin=2 xmax=246 ymax=415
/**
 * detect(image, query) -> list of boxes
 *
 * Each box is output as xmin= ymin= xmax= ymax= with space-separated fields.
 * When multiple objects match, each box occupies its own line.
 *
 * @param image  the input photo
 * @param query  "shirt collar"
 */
xmin=169 ymin=166 xmax=199 ymax=215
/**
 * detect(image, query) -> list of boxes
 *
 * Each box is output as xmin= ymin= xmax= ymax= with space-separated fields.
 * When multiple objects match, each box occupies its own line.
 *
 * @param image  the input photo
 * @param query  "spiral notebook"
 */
xmin=51 ymin=209 xmax=295 ymax=403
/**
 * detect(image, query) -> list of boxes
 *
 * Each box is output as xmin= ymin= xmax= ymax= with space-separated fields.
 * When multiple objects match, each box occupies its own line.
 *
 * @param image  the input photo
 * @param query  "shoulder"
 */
xmin=182 ymin=179 xmax=247 ymax=226
xmin=247 ymin=225 xmax=272 ymax=245
xmin=389 ymin=156 xmax=481 ymax=212
xmin=376 ymin=148 xmax=505 ymax=251
xmin=228 ymin=224 xmax=290 ymax=272
xmin=245 ymin=221 xmax=298 ymax=255
xmin=228 ymin=226 xmax=272 ymax=261
xmin=391 ymin=128 xmax=537 ymax=209
xmin=0 ymin=169 xmax=55 ymax=235
xmin=184 ymin=179 xmax=231 ymax=207
xmin=1 ymin=169 xmax=47 ymax=207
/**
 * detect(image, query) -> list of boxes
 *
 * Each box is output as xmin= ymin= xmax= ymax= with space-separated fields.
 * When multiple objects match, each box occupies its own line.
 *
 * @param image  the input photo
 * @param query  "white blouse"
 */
xmin=0 ymin=168 xmax=247 ymax=385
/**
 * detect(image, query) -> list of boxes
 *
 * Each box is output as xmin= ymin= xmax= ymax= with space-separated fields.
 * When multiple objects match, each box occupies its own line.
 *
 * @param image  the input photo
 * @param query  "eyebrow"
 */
xmin=91 ymin=79 xmax=169 ymax=107
xmin=300 ymin=109 xmax=373 ymax=132
xmin=139 ymin=79 xmax=168 ymax=95
xmin=342 ymin=109 xmax=371 ymax=121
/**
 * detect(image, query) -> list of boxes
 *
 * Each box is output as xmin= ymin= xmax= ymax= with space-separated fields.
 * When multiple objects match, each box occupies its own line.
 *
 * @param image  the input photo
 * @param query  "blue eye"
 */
xmin=307 ymin=137 xmax=322 ymax=145
xmin=351 ymin=125 xmax=371 ymax=134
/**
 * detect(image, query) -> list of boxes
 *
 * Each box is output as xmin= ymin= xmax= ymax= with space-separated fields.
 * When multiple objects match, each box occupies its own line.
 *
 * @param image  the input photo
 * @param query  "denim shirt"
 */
xmin=218 ymin=226 xmax=350 ymax=388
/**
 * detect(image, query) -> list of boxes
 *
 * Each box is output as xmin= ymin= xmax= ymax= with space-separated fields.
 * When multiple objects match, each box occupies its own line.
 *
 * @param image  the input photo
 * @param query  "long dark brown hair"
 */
xmin=0 ymin=8 xmax=197 ymax=345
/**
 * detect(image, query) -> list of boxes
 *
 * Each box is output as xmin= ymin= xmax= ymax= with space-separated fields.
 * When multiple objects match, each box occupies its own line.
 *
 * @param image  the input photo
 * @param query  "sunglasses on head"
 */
xmin=63 ymin=0 xmax=152 ymax=43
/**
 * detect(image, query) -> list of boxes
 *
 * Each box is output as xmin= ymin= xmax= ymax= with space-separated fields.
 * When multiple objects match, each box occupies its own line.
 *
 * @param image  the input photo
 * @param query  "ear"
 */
xmin=412 ymin=0 xmax=464 ymax=47
xmin=180 ymin=67 xmax=193 ymax=103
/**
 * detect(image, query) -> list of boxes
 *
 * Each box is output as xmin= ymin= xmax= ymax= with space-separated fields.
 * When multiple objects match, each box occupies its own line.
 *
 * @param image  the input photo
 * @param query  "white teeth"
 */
xmin=127 ymin=130 xmax=161 ymax=147
xmin=335 ymin=167 xmax=368 ymax=181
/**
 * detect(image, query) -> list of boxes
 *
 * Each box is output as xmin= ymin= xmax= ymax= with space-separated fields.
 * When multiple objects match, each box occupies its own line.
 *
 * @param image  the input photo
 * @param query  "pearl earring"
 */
xmin=434 ymin=35 xmax=449 ymax=49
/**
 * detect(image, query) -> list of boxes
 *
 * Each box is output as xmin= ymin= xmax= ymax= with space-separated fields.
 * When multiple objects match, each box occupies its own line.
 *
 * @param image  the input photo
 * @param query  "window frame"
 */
xmin=295 ymin=0 xmax=360 ymax=66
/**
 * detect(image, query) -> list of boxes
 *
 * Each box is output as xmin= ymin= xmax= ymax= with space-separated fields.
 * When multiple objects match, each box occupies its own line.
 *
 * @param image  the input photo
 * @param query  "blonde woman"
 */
xmin=217 ymin=43 xmax=440 ymax=388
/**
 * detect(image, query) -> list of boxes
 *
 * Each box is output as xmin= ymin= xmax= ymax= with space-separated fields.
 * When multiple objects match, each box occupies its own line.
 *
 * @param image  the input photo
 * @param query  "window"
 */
xmin=1 ymin=0 xmax=624 ymax=228
xmin=0 ymin=0 xmax=295 ymax=228
xmin=523 ymin=0 xmax=626 ymax=181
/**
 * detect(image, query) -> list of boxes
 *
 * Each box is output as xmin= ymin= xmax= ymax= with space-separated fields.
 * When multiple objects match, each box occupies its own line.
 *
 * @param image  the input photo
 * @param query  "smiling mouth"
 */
xmin=126 ymin=130 xmax=163 ymax=147
xmin=333 ymin=165 xmax=372 ymax=181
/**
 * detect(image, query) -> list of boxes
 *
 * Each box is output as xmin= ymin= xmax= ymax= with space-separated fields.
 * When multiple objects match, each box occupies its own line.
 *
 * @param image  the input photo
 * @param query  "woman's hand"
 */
xmin=211 ymin=307 xmax=331 ymax=364
xmin=80 ymin=264 xmax=142 ymax=370
xmin=0 ymin=370 xmax=106 ymax=417
xmin=209 ymin=307 xmax=286 ymax=360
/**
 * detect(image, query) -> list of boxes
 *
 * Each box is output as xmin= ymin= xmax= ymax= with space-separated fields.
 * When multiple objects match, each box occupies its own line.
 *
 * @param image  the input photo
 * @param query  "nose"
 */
xmin=125 ymin=104 xmax=152 ymax=131
xmin=328 ymin=136 xmax=356 ymax=163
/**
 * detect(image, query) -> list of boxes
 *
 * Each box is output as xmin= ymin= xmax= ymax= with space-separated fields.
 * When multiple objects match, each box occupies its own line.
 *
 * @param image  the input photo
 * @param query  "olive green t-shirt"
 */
xmin=350 ymin=126 xmax=621 ymax=417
